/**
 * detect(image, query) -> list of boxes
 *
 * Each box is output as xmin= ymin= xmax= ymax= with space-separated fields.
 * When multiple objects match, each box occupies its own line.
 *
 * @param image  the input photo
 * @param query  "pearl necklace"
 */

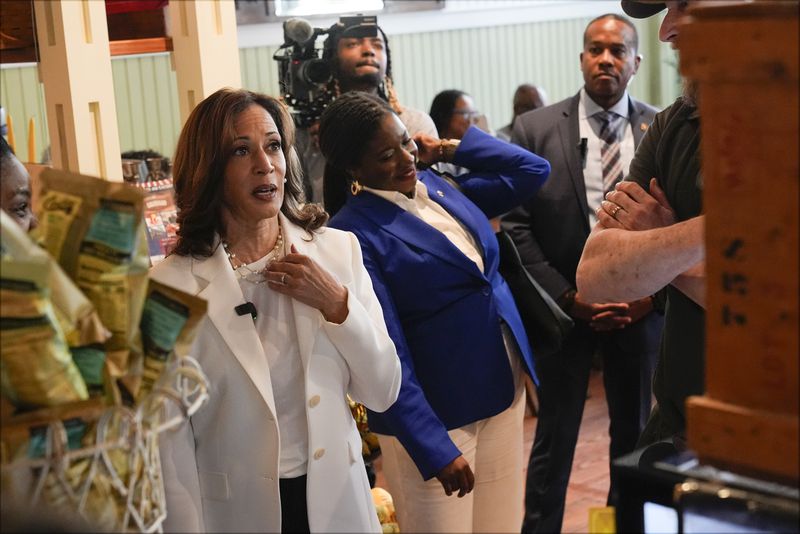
xmin=222 ymin=226 xmax=283 ymax=284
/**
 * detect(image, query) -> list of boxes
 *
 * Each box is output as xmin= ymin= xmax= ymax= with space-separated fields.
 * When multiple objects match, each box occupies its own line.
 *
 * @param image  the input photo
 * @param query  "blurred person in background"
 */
xmin=496 ymin=84 xmax=548 ymax=142
xmin=319 ymin=91 xmax=550 ymax=532
xmin=151 ymin=88 xmax=401 ymax=533
xmin=0 ymin=106 xmax=7 ymax=137
xmin=429 ymin=89 xmax=484 ymax=141
xmin=429 ymin=89 xmax=487 ymax=177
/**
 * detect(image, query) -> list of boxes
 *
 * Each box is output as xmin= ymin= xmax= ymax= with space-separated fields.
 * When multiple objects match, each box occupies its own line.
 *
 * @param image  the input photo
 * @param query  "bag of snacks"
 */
xmin=0 ymin=257 xmax=88 ymax=408
xmin=137 ymin=280 xmax=207 ymax=401
xmin=32 ymin=169 xmax=150 ymax=400
xmin=0 ymin=211 xmax=108 ymax=350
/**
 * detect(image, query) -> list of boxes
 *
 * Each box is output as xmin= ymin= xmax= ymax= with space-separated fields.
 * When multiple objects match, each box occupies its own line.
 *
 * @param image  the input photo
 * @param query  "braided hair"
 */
xmin=318 ymin=92 xmax=394 ymax=217
xmin=322 ymin=25 xmax=404 ymax=115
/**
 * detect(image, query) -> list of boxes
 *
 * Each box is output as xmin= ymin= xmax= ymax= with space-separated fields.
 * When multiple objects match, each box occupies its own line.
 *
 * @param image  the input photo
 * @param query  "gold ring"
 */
xmin=281 ymin=273 xmax=286 ymax=285
xmin=610 ymin=205 xmax=622 ymax=218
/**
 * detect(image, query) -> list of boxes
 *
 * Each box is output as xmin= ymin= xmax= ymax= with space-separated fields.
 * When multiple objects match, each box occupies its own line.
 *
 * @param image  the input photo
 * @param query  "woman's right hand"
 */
xmin=414 ymin=133 xmax=443 ymax=167
xmin=435 ymin=455 xmax=475 ymax=497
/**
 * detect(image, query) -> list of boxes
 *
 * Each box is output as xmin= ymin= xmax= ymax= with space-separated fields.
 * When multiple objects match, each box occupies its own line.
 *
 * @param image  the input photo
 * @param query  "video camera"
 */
xmin=273 ymin=15 xmax=380 ymax=128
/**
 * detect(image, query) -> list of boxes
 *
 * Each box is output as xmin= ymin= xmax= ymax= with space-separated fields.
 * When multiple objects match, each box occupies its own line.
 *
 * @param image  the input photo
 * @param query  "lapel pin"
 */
xmin=436 ymin=190 xmax=444 ymax=197
xmin=640 ymin=123 xmax=648 ymax=132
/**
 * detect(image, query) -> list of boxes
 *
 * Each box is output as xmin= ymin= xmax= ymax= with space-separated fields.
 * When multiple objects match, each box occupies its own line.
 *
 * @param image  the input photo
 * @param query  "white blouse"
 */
xmin=363 ymin=180 xmax=485 ymax=273
xmin=235 ymin=239 xmax=308 ymax=479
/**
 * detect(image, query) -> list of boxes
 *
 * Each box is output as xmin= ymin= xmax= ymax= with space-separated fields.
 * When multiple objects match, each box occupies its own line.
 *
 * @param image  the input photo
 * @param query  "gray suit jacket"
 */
xmin=501 ymin=92 xmax=658 ymax=302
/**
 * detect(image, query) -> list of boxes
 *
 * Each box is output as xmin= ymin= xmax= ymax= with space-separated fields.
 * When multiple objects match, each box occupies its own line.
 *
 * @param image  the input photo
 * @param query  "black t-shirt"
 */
xmin=627 ymin=96 xmax=705 ymax=443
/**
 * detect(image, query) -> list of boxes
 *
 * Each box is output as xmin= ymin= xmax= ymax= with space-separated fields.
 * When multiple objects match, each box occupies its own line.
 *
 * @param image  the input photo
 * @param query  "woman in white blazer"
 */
xmin=151 ymin=88 xmax=401 ymax=533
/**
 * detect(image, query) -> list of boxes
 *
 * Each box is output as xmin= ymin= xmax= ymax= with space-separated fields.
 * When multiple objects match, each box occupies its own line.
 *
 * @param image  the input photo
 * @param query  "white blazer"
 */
xmin=151 ymin=213 xmax=402 ymax=533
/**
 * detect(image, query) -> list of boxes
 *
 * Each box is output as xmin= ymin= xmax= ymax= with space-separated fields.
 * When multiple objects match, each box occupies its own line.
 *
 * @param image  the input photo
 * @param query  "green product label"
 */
xmin=141 ymin=290 xmax=189 ymax=354
xmin=28 ymin=418 xmax=86 ymax=458
xmin=84 ymin=200 xmax=137 ymax=254
xmin=70 ymin=346 xmax=107 ymax=386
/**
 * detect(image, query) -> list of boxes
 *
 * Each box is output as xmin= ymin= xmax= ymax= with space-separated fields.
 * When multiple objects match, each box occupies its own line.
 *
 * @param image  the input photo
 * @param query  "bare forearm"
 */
xmin=671 ymin=260 xmax=706 ymax=308
xmin=576 ymin=216 xmax=705 ymax=303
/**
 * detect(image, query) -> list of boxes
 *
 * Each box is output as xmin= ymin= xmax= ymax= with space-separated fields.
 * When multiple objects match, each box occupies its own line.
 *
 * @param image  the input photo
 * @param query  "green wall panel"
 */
xmin=0 ymin=14 xmax=679 ymax=166
xmin=0 ymin=64 xmax=49 ymax=163
xmin=111 ymin=54 xmax=181 ymax=160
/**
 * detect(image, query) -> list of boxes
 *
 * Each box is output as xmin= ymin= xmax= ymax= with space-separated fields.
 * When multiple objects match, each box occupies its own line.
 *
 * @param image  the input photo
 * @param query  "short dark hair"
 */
xmin=583 ymin=13 xmax=639 ymax=52
xmin=429 ymin=89 xmax=468 ymax=138
xmin=171 ymin=88 xmax=327 ymax=257
xmin=318 ymin=92 xmax=394 ymax=216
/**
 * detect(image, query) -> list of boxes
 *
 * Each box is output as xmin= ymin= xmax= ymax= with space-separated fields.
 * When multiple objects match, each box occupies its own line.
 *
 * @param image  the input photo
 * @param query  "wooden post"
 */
xmin=680 ymin=1 xmax=799 ymax=483
xmin=169 ymin=0 xmax=242 ymax=124
xmin=33 ymin=0 xmax=122 ymax=181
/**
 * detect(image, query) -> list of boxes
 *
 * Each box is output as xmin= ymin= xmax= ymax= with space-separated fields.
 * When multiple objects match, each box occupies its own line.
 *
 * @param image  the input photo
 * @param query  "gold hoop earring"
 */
xmin=350 ymin=180 xmax=362 ymax=196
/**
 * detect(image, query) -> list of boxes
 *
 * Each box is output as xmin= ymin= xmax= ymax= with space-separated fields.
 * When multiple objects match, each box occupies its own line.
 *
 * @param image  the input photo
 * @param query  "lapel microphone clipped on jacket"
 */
xmin=235 ymin=302 xmax=258 ymax=320
xmin=578 ymin=138 xmax=588 ymax=169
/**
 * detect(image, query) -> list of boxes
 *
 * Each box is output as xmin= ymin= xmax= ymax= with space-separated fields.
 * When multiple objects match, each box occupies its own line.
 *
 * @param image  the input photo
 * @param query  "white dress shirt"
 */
xmin=363 ymin=180 xmax=485 ymax=273
xmin=578 ymin=88 xmax=636 ymax=226
xmin=237 ymin=238 xmax=308 ymax=478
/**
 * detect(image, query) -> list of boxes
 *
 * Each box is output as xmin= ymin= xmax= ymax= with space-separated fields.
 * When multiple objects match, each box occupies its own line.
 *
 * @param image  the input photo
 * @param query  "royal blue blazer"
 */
xmin=328 ymin=127 xmax=550 ymax=480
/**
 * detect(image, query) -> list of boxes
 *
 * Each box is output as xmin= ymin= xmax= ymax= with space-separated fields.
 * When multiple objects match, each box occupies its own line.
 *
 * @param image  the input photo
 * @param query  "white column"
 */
xmin=33 ymin=0 xmax=122 ymax=181
xmin=170 ymin=0 xmax=242 ymax=123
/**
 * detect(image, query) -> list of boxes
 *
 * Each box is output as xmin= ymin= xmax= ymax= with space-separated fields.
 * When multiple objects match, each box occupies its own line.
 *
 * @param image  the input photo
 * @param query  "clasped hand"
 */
xmin=571 ymin=292 xmax=653 ymax=331
xmin=598 ymin=178 xmax=676 ymax=231
xmin=265 ymin=244 xmax=349 ymax=324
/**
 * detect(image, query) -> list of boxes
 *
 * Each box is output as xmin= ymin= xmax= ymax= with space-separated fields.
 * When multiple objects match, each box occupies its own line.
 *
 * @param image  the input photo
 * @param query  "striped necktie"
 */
xmin=597 ymin=111 xmax=624 ymax=193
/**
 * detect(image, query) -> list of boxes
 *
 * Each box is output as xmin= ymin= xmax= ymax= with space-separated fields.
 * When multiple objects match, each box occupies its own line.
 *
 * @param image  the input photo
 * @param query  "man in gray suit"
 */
xmin=501 ymin=14 xmax=663 ymax=533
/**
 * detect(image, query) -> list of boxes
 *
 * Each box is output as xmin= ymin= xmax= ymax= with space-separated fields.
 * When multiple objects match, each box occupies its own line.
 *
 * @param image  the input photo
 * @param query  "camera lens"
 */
xmin=301 ymin=59 xmax=332 ymax=85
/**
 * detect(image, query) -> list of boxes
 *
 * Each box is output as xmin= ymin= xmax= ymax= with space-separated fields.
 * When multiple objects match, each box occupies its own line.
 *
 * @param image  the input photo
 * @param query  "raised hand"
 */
xmin=413 ymin=133 xmax=445 ymax=167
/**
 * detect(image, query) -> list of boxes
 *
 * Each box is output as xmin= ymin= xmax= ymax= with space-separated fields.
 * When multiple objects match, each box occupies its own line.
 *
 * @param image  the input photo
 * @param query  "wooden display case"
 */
xmin=681 ymin=0 xmax=799 ymax=484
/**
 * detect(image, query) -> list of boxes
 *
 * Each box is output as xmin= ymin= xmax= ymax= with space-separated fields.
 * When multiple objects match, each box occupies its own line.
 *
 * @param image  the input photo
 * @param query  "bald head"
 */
xmin=513 ymin=84 xmax=547 ymax=119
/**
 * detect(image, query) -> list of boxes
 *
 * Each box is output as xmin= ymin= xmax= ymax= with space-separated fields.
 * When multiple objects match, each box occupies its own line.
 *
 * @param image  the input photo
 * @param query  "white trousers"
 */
xmin=377 ymin=346 xmax=526 ymax=533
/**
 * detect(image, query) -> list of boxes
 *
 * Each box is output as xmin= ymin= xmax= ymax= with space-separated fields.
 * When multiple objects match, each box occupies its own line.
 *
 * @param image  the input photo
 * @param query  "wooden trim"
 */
xmin=687 ymin=395 xmax=799 ymax=483
xmin=109 ymin=36 xmax=172 ymax=56
xmin=0 ymin=47 xmax=37 ymax=64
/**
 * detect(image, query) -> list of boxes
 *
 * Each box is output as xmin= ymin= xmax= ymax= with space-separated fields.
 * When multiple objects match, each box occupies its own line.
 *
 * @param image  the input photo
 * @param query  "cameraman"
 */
xmin=297 ymin=16 xmax=437 ymax=204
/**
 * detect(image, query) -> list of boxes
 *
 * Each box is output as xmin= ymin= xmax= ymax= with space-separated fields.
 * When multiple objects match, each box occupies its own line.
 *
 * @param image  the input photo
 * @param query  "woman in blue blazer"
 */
xmin=319 ymin=92 xmax=550 ymax=532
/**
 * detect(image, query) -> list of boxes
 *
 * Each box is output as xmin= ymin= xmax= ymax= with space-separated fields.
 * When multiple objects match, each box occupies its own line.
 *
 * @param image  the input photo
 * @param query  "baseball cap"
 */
xmin=621 ymin=0 xmax=667 ymax=18
xmin=339 ymin=14 xmax=379 ymax=39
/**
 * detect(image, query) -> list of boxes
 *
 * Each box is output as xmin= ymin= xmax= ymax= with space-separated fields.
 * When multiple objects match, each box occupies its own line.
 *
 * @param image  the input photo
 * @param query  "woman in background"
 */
xmin=319 ymin=91 xmax=550 ymax=533
xmin=429 ymin=89 xmax=487 ymax=177
xmin=429 ymin=89 xmax=483 ymax=140
xmin=151 ymin=88 xmax=401 ymax=533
